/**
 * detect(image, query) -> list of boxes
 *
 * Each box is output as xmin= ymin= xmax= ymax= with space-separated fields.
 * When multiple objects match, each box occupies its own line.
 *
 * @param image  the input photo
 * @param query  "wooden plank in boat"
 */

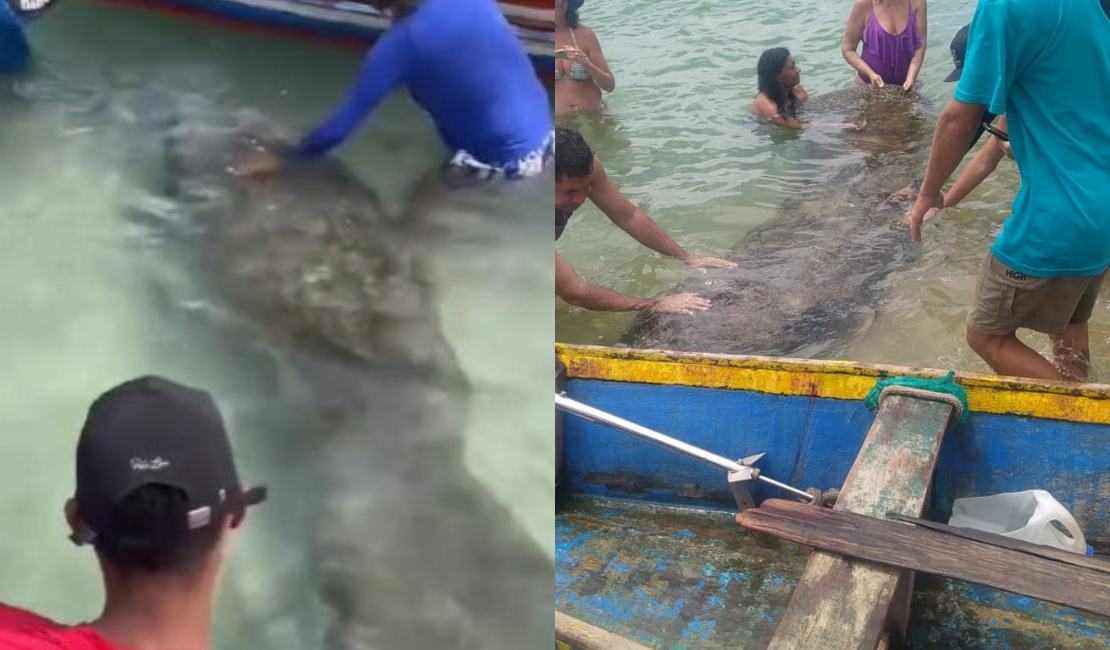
xmin=555 ymin=611 xmax=655 ymax=650
xmin=738 ymin=499 xmax=1110 ymax=618
xmin=765 ymin=393 xmax=953 ymax=650
xmin=887 ymin=512 xmax=1110 ymax=574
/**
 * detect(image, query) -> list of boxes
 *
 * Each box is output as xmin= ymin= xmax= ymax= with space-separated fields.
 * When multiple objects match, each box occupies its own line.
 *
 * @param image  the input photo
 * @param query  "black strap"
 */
xmin=968 ymin=110 xmax=999 ymax=152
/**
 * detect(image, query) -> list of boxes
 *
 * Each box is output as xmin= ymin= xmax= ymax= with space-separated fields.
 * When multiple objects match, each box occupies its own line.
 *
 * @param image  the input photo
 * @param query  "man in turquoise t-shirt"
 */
xmin=907 ymin=0 xmax=1110 ymax=382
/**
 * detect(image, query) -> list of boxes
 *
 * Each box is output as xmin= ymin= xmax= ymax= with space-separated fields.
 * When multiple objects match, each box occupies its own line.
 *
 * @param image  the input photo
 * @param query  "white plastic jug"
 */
xmin=948 ymin=489 xmax=1089 ymax=555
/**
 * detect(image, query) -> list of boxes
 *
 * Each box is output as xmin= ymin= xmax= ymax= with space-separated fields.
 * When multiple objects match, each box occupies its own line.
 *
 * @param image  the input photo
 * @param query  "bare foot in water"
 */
xmin=887 ymin=183 xmax=919 ymax=203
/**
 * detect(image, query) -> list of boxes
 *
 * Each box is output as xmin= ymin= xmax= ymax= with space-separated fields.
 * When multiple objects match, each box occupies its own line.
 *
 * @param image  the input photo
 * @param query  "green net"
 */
xmin=863 ymin=370 xmax=970 ymax=425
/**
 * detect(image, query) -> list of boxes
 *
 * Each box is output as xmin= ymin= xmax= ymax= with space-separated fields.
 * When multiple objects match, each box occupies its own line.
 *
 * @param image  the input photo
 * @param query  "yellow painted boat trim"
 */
xmin=556 ymin=344 xmax=1110 ymax=426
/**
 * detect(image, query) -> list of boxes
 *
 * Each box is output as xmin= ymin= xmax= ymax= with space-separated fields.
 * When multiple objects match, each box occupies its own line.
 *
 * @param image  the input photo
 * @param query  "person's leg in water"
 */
xmin=967 ymin=321 xmax=1092 ymax=382
xmin=1050 ymin=322 xmax=1091 ymax=381
xmin=965 ymin=328 xmax=1067 ymax=381
xmin=965 ymin=254 xmax=1106 ymax=381
xmin=1046 ymin=268 xmax=1106 ymax=380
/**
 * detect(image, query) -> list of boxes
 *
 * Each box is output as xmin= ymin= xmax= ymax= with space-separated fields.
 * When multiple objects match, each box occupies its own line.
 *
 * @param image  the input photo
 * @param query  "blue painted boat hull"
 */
xmin=81 ymin=0 xmax=556 ymax=79
xmin=556 ymin=344 xmax=1110 ymax=649
xmin=566 ymin=379 xmax=1110 ymax=544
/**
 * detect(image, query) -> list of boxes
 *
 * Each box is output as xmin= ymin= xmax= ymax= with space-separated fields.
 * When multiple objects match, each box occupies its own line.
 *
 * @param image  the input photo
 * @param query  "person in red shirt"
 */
xmin=0 ymin=376 xmax=267 ymax=650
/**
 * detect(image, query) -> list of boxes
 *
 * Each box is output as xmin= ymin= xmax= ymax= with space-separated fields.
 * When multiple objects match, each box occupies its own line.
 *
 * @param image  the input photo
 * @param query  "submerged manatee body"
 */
xmin=624 ymin=86 xmax=931 ymax=359
xmin=135 ymin=95 xmax=551 ymax=650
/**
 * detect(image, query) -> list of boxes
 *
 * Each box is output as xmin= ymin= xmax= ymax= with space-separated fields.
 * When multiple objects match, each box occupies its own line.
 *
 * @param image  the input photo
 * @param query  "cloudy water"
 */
xmin=0 ymin=3 xmax=551 ymax=647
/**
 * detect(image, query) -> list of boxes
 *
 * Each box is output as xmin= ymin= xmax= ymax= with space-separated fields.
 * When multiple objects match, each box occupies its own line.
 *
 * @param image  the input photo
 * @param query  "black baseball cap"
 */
xmin=945 ymin=24 xmax=970 ymax=83
xmin=73 ymin=376 xmax=266 ymax=546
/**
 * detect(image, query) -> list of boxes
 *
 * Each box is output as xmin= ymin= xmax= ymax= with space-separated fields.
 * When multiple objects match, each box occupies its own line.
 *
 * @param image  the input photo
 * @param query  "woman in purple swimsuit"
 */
xmin=841 ymin=0 xmax=927 ymax=91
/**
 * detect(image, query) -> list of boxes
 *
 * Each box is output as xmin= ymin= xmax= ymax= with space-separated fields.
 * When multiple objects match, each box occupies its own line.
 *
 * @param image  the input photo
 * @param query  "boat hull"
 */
xmin=556 ymin=343 xmax=1110 ymax=649
xmin=81 ymin=0 xmax=556 ymax=82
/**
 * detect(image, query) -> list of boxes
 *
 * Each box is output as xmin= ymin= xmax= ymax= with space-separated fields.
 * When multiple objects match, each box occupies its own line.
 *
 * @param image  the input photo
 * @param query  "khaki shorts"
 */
xmin=967 ymin=253 xmax=1108 ymax=336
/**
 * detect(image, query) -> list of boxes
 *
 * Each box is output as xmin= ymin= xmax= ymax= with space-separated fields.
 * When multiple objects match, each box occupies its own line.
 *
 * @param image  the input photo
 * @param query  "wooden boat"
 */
xmin=556 ymin=343 xmax=1110 ymax=650
xmin=81 ymin=0 xmax=555 ymax=81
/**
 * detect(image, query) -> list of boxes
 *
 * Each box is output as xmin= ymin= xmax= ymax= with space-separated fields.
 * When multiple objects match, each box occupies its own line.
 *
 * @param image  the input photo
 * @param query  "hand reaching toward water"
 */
xmin=650 ymin=293 xmax=712 ymax=316
xmin=869 ymin=72 xmax=885 ymax=88
xmin=905 ymin=190 xmax=945 ymax=242
xmin=904 ymin=203 xmax=944 ymax=226
xmin=684 ymin=256 xmax=738 ymax=273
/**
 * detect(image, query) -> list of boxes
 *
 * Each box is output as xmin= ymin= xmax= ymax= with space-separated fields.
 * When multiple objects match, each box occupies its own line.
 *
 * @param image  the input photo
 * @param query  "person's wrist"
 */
xmin=917 ymin=183 xmax=941 ymax=200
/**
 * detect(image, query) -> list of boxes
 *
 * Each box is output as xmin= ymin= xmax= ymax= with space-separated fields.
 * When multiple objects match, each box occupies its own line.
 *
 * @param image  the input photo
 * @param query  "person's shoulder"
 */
xmin=0 ymin=603 xmax=58 ymax=630
xmin=591 ymin=154 xmax=606 ymax=175
xmin=844 ymin=0 xmax=872 ymax=24
xmin=972 ymin=0 xmax=1027 ymax=19
xmin=575 ymin=23 xmax=600 ymax=40
xmin=968 ymin=0 xmax=1038 ymax=37
xmin=751 ymin=93 xmax=776 ymax=116
xmin=0 ymin=606 xmax=117 ymax=650
xmin=0 ymin=603 xmax=70 ymax=648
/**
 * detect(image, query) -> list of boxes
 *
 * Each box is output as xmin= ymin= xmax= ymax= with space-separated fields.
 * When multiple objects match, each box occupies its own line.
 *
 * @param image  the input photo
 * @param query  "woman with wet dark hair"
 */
xmin=750 ymin=48 xmax=862 ymax=131
xmin=555 ymin=0 xmax=615 ymax=115
xmin=750 ymin=47 xmax=809 ymax=128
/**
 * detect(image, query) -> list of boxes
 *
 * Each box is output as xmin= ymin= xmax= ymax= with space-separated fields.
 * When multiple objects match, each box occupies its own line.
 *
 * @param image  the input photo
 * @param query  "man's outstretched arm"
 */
xmin=906 ymin=98 xmax=984 ymax=241
xmin=285 ymin=27 xmax=411 ymax=160
xmin=557 ymin=252 xmax=711 ymax=315
xmin=588 ymin=158 xmax=736 ymax=271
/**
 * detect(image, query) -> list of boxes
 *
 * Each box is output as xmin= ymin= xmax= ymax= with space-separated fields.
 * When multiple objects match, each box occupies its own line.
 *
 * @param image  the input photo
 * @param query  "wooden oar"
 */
xmin=736 ymin=498 xmax=1110 ymax=618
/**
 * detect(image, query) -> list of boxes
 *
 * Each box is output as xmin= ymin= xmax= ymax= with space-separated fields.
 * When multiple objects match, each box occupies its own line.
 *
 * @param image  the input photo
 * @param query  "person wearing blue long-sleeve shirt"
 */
xmin=240 ymin=0 xmax=553 ymax=181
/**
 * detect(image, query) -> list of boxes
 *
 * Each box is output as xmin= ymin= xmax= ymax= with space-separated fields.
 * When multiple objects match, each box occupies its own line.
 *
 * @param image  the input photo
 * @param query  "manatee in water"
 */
xmin=127 ymin=94 xmax=551 ymax=650
xmin=623 ymin=86 xmax=933 ymax=359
